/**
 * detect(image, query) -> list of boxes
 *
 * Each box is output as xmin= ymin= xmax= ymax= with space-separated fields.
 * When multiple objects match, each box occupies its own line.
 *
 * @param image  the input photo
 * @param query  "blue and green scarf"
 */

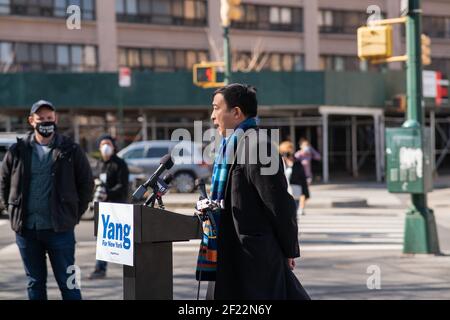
xmin=196 ymin=117 xmax=258 ymax=281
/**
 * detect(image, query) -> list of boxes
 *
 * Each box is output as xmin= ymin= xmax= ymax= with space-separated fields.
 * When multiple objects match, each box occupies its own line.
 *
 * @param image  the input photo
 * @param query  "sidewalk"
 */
xmin=1 ymin=182 xmax=449 ymax=300
xmin=164 ymin=183 xmax=405 ymax=209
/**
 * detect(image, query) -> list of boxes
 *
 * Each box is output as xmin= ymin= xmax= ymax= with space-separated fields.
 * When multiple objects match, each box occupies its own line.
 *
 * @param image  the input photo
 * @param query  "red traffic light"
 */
xmin=193 ymin=62 xmax=225 ymax=88
xmin=196 ymin=67 xmax=215 ymax=83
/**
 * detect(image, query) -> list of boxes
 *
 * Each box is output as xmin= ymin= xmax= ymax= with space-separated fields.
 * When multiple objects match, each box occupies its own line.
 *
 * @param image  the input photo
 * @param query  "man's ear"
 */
xmin=54 ymin=113 xmax=58 ymax=125
xmin=28 ymin=115 xmax=35 ymax=127
xmin=234 ymin=107 xmax=244 ymax=119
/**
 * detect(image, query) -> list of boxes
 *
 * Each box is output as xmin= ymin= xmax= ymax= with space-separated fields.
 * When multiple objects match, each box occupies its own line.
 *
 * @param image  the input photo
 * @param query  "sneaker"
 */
xmin=89 ymin=269 xmax=106 ymax=280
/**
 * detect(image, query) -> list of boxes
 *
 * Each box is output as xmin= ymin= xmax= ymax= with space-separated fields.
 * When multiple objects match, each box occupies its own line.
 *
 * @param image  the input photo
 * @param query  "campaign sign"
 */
xmin=96 ymin=203 xmax=134 ymax=266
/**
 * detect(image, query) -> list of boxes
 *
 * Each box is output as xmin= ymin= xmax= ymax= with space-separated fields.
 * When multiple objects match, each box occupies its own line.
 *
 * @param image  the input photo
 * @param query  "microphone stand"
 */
xmin=143 ymin=184 xmax=166 ymax=210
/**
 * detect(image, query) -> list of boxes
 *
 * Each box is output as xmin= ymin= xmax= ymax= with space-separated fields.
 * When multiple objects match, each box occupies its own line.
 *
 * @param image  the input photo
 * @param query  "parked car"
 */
xmin=117 ymin=140 xmax=212 ymax=193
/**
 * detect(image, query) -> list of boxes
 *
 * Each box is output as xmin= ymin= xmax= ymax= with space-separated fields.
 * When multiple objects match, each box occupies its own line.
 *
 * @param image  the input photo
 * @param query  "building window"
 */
xmin=234 ymin=52 xmax=304 ymax=72
xmin=427 ymin=57 xmax=450 ymax=76
xmin=0 ymin=42 xmax=13 ymax=71
xmin=232 ymin=4 xmax=302 ymax=32
xmin=319 ymin=9 xmax=377 ymax=34
xmin=0 ymin=41 xmax=97 ymax=72
xmin=116 ymin=0 xmax=207 ymax=27
xmin=319 ymin=55 xmax=379 ymax=72
xmin=118 ymin=47 xmax=209 ymax=72
xmin=0 ymin=0 xmax=96 ymax=19
xmin=423 ymin=16 xmax=450 ymax=39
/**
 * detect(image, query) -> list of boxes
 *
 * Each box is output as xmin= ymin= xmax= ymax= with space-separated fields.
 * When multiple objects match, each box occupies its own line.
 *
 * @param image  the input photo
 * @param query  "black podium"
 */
xmin=94 ymin=203 xmax=202 ymax=300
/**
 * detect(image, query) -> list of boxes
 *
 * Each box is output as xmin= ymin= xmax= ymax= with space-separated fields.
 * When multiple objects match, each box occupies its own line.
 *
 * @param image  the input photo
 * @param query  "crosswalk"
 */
xmin=173 ymin=211 xmax=405 ymax=253
xmin=0 ymin=212 xmax=405 ymax=254
xmin=297 ymin=212 xmax=404 ymax=252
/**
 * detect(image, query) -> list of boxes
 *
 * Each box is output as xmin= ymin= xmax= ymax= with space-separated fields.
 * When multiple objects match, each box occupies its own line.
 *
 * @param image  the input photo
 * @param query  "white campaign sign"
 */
xmin=96 ymin=203 xmax=134 ymax=266
xmin=423 ymin=70 xmax=437 ymax=98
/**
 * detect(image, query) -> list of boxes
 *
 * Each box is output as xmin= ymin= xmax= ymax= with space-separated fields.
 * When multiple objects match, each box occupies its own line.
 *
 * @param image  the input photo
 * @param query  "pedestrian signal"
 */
xmin=357 ymin=25 xmax=393 ymax=60
xmin=193 ymin=62 xmax=226 ymax=89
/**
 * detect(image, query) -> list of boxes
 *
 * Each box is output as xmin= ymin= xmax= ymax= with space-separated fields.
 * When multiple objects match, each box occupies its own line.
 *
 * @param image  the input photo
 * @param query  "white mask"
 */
xmin=100 ymin=144 xmax=114 ymax=157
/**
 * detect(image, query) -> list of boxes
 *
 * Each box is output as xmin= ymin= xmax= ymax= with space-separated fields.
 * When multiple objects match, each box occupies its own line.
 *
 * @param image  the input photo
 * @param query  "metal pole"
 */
xmin=352 ymin=116 xmax=358 ymax=178
xmin=380 ymin=114 xmax=386 ymax=179
xmin=322 ymin=114 xmax=329 ymax=183
xmin=430 ymin=110 xmax=436 ymax=173
xmin=403 ymin=0 xmax=440 ymax=254
xmin=290 ymin=116 xmax=296 ymax=145
xmin=118 ymin=87 xmax=125 ymax=149
xmin=224 ymin=26 xmax=231 ymax=85
xmin=374 ymin=114 xmax=381 ymax=182
xmin=142 ymin=111 xmax=148 ymax=141
xmin=346 ymin=121 xmax=351 ymax=174
xmin=74 ymin=113 xmax=80 ymax=144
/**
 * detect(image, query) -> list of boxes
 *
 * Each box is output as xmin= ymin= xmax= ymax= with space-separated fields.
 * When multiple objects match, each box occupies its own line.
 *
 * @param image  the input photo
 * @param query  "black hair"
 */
xmin=213 ymin=83 xmax=258 ymax=118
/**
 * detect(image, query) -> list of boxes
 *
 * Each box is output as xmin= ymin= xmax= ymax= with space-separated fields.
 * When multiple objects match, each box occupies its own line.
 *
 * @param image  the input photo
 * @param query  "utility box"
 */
xmin=385 ymin=127 xmax=433 ymax=193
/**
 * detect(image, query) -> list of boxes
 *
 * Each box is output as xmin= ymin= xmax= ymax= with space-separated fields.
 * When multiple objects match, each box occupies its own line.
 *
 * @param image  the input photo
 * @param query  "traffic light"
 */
xmin=220 ymin=0 xmax=242 ymax=27
xmin=193 ymin=62 xmax=225 ymax=88
xmin=421 ymin=34 xmax=432 ymax=66
xmin=357 ymin=25 xmax=393 ymax=60
xmin=196 ymin=65 xmax=215 ymax=83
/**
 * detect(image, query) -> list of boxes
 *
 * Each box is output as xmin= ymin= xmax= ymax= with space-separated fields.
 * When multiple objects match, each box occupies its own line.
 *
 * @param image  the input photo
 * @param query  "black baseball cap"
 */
xmin=30 ymin=100 xmax=55 ymax=115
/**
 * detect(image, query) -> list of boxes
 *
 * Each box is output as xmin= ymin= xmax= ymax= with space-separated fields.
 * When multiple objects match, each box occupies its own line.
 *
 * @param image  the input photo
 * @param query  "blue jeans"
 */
xmin=15 ymin=228 xmax=82 ymax=300
xmin=95 ymin=260 xmax=108 ymax=272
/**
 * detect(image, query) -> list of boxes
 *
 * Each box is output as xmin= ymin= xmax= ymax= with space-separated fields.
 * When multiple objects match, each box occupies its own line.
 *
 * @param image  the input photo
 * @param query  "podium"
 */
xmin=94 ymin=203 xmax=202 ymax=300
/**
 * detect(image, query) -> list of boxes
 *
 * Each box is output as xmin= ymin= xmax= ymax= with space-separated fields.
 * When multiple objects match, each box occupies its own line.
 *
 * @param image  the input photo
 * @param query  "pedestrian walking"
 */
xmin=295 ymin=138 xmax=321 ymax=215
xmin=0 ymin=100 xmax=94 ymax=300
xmin=279 ymin=141 xmax=309 ymax=213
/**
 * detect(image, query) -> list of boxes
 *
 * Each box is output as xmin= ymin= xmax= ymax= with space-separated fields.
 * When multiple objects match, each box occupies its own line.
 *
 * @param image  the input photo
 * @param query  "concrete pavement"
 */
xmin=1 ymin=182 xmax=450 ymax=300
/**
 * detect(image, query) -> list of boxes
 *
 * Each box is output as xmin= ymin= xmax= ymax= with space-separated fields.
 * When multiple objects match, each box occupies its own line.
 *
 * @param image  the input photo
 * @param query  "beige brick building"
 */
xmin=1 ymin=0 xmax=450 ymax=74
xmin=1 ymin=0 xmax=450 ymax=181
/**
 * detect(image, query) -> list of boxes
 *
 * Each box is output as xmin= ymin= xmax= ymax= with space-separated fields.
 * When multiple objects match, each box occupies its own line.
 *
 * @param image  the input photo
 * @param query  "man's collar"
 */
xmin=31 ymin=132 xmax=57 ymax=148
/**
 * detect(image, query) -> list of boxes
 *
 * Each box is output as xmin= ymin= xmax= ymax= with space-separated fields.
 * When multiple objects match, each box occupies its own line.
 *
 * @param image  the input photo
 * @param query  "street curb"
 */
xmin=163 ymin=202 xmax=406 ymax=210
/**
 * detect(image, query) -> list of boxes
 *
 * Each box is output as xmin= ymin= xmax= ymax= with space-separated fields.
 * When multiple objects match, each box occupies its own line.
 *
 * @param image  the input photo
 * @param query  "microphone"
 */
xmin=132 ymin=154 xmax=174 ymax=201
xmin=197 ymin=178 xmax=208 ymax=200
xmin=155 ymin=174 xmax=173 ymax=197
xmin=143 ymin=173 xmax=173 ymax=207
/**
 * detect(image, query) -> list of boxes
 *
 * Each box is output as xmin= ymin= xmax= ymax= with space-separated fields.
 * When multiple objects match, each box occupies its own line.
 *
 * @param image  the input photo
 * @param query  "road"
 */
xmin=1 ymin=183 xmax=450 ymax=300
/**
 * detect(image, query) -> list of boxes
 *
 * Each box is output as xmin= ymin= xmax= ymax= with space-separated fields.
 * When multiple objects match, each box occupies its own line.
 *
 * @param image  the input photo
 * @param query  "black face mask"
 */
xmin=35 ymin=121 xmax=56 ymax=138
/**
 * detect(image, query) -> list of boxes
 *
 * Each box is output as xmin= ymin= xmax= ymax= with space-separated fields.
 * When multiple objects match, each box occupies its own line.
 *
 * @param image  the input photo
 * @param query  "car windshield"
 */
xmin=123 ymin=148 xmax=145 ymax=159
xmin=146 ymin=147 xmax=169 ymax=158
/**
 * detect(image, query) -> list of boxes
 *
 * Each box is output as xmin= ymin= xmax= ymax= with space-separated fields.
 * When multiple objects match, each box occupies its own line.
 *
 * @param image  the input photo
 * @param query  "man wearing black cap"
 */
xmin=0 ymin=100 xmax=94 ymax=300
xmin=89 ymin=134 xmax=129 ymax=279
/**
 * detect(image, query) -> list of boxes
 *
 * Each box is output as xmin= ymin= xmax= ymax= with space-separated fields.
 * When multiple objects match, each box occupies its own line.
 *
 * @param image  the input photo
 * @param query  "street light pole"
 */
xmin=223 ymin=25 xmax=231 ymax=85
xmin=403 ymin=0 xmax=440 ymax=254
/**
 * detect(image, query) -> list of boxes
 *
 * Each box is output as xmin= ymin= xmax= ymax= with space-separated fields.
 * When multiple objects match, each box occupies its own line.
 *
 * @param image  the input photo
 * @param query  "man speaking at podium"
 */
xmin=196 ymin=84 xmax=310 ymax=300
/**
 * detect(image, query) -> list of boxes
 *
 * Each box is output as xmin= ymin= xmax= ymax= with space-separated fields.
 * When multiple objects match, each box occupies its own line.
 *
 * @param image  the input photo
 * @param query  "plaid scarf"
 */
xmin=196 ymin=117 xmax=258 ymax=281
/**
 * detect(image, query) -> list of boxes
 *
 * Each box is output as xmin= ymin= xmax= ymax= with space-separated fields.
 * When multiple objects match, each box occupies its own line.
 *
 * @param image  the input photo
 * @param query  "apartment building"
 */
xmin=0 ymin=0 xmax=449 ymax=74
xmin=1 ymin=0 xmax=450 ymax=180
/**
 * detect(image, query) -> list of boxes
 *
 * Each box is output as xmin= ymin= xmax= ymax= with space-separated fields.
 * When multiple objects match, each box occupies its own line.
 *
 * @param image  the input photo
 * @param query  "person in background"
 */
xmin=88 ymin=134 xmax=129 ymax=280
xmin=0 ymin=100 xmax=93 ymax=300
xmin=295 ymin=138 xmax=320 ymax=215
xmin=279 ymin=141 xmax=309 ymax=215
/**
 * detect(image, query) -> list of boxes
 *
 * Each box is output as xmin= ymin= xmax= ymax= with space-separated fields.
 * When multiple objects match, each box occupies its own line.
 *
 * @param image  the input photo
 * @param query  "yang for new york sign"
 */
xmin=96 ymin=203 xmax=134 ymax=266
